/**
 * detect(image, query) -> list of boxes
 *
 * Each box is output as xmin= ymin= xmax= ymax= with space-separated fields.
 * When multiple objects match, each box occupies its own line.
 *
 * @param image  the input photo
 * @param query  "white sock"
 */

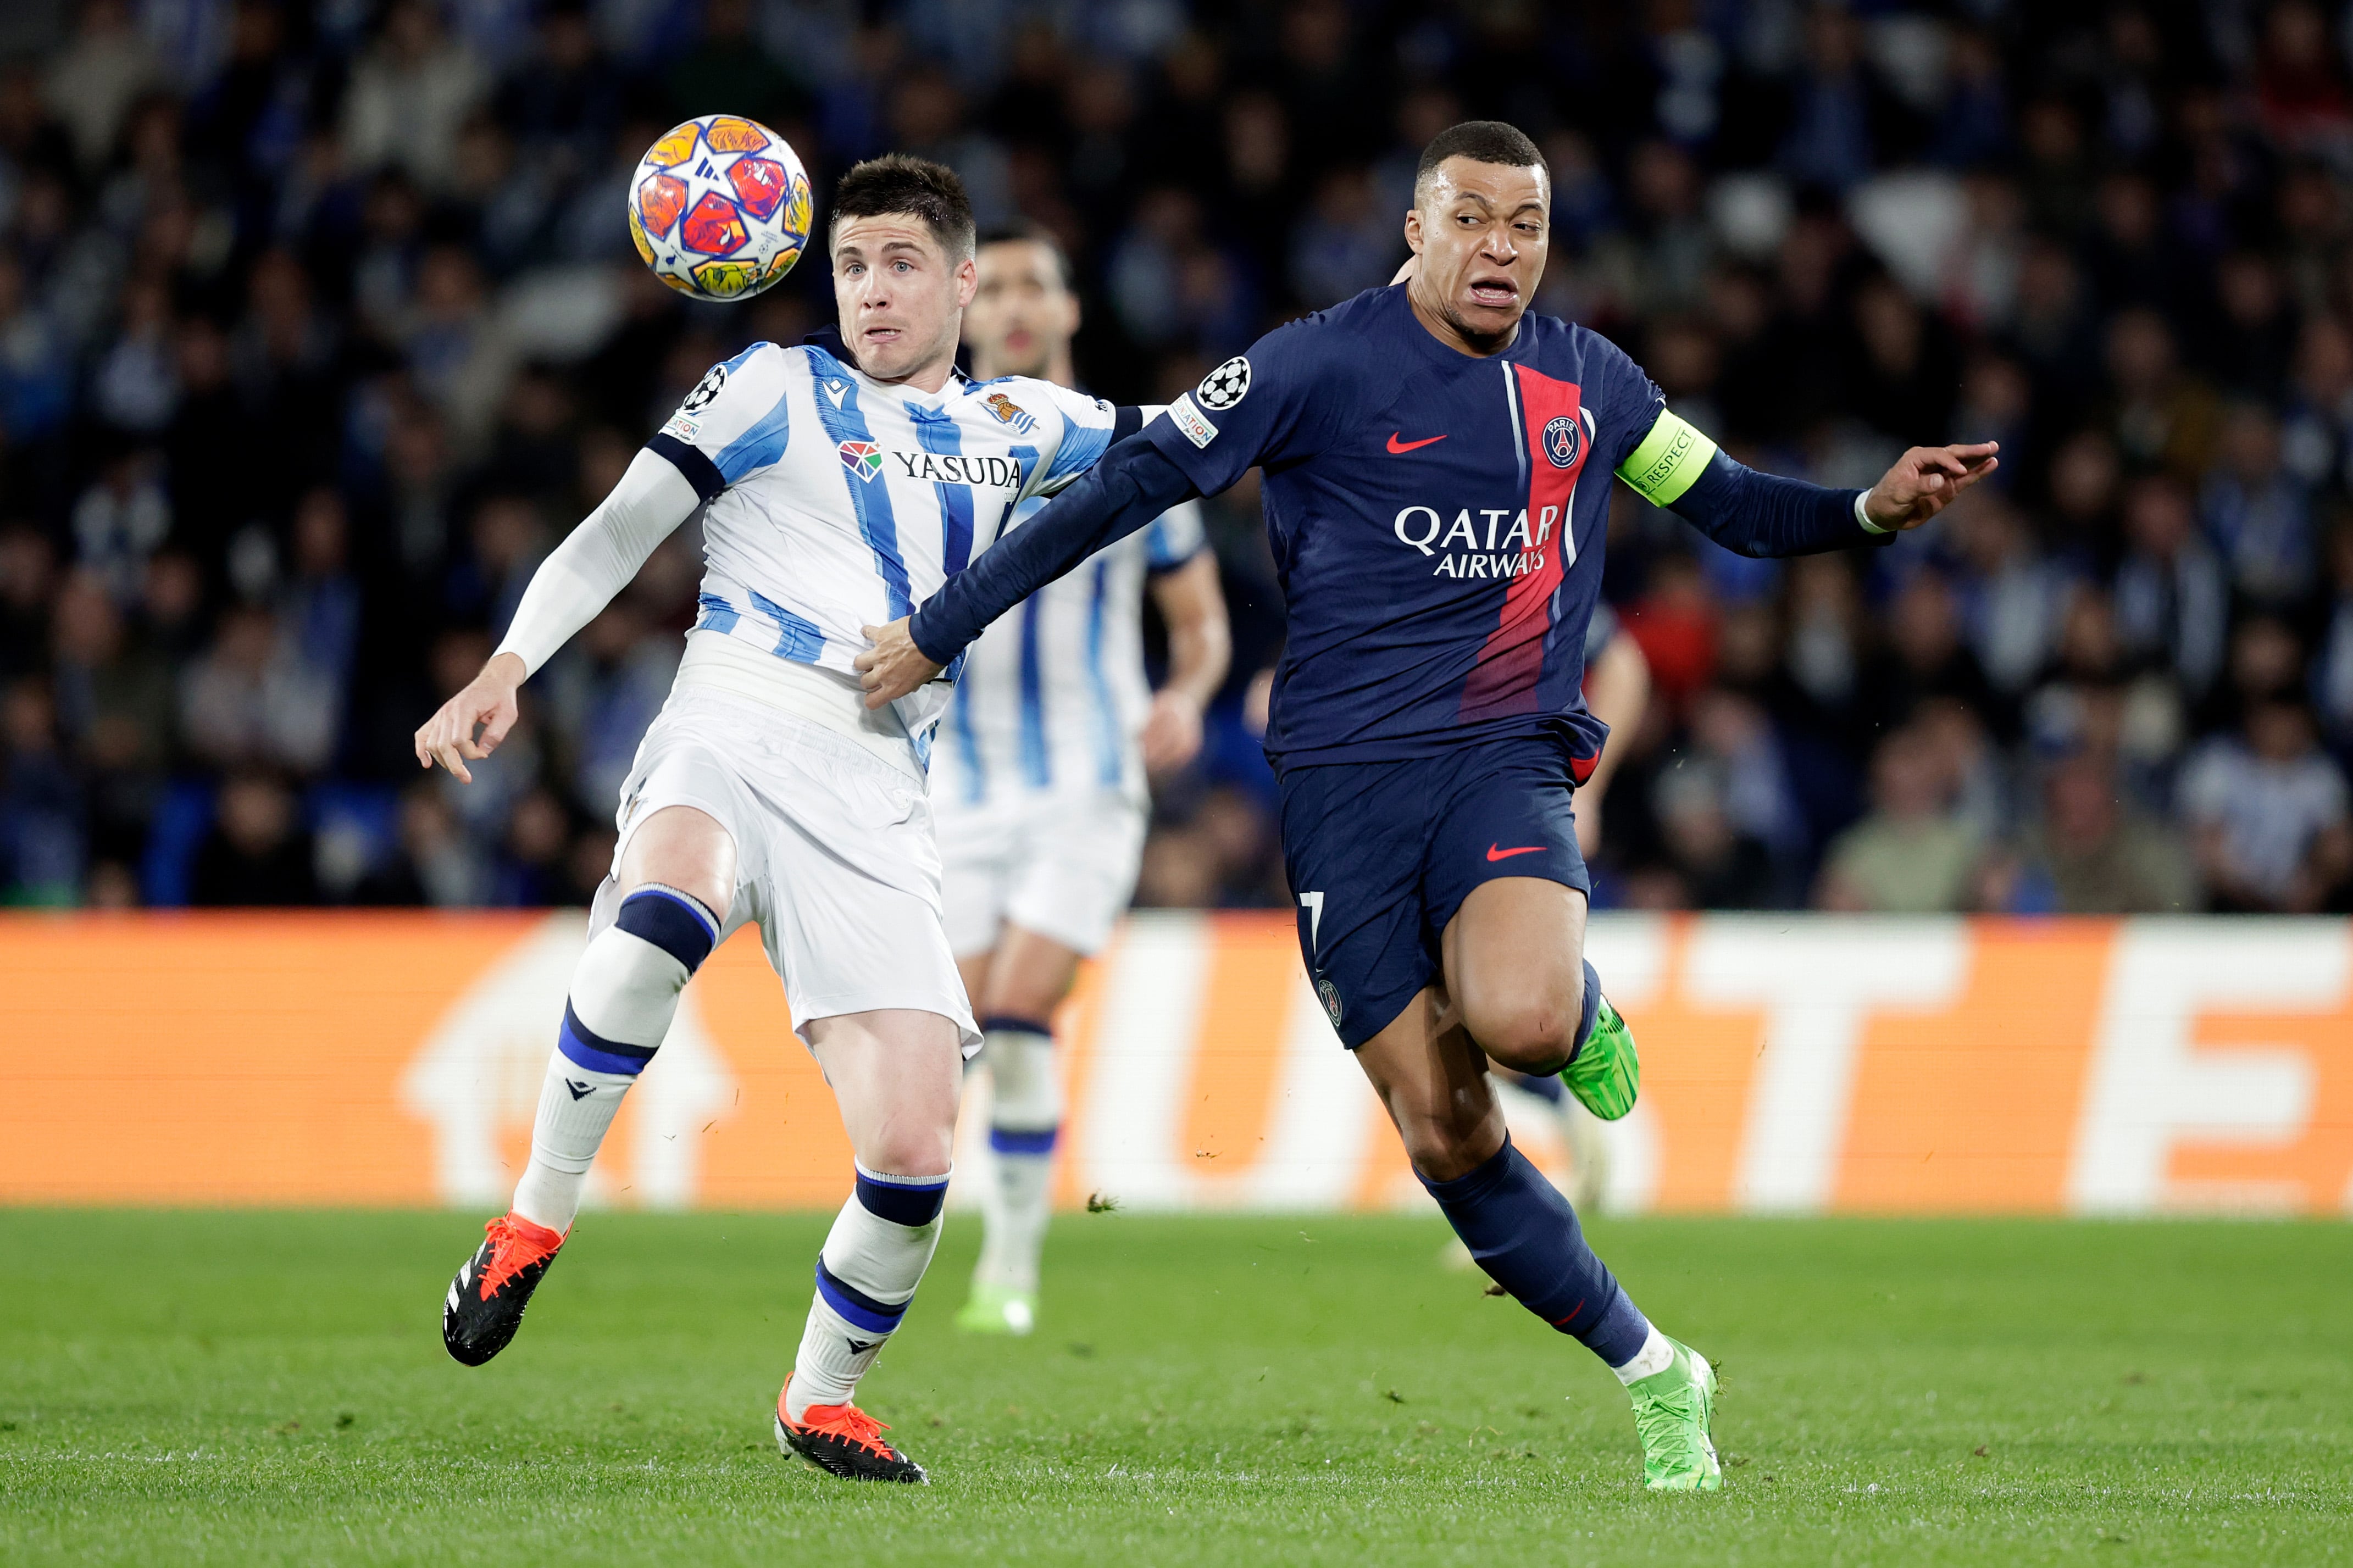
xmin=787 ymin=1165 xmax=948 ymax=1420
xmin=510 ymin=1055 xmax=635 ymax=1232
xmin=507 ymin=882 xmax=718 ymax=1233
xmin=973 ymin=1020 xmax=1059 ymax=1295
xmin=1612 ymin=1324 xmax=1676 ymax=1385
xmin=978 ymin=1150 xmax=1053 ymax=1294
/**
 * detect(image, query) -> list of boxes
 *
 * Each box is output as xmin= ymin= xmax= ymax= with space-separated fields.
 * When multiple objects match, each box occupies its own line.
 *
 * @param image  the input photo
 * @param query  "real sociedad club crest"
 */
xmin=1197 ymin=355 xmax=1251 ymax=410
xmin=981 ymin=391 xmax=1037 ymax=434
xmin=1542 ymin=413 xmax=1583 ymax=470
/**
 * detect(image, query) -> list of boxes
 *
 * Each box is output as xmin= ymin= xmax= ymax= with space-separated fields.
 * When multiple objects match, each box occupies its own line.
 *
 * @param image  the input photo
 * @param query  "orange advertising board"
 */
xmin=2 ymin=912 xmax=2348 ymax=1215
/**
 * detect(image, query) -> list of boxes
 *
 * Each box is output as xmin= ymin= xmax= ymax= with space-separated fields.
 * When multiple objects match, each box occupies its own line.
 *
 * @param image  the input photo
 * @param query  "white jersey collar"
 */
xmin=800 ymin=325 xmax=968 ymax=404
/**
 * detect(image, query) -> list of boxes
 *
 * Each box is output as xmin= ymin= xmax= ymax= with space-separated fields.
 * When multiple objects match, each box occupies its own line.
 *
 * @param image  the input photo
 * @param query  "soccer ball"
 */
xmin=628 ymin=114 xmax=813 ymax=304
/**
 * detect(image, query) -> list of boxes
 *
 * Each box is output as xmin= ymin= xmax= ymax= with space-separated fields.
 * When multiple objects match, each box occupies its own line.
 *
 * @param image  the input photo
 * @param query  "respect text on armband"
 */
xmin=1627 ymin=426 xmax=1697 ymax=500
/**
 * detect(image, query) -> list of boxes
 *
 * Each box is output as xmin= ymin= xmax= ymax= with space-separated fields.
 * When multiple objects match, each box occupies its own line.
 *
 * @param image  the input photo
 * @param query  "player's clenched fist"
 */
xmin=855 ymin=618 xmax=941 ymax=708
xmin=1862 ymin=442 xmax=2000 ymax=531
xmin=414 ymin=651 xmax=526 ymax=783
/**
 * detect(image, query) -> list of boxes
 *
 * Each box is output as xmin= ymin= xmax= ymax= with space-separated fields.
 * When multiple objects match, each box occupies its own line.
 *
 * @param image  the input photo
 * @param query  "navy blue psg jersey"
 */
xmin=1144 ymin=285 xmax=1664 ymax=769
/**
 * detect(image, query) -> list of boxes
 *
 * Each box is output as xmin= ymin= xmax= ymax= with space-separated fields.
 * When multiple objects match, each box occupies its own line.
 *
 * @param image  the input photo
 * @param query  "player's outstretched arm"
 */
xmin=856 ymin=434 xmax=1201 ymax=706
xmin=413 ymin=449 xmax=701 ymax=780
xmin=1620 ymin=409 xmax=1997 ymax=559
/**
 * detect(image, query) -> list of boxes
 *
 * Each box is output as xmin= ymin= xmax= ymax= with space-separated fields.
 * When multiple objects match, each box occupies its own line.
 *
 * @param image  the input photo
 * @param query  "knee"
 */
xmin=1469 ymin=983 xmax=1582 ymax=1074
xmin=876 ymin=1065 xmax=962 ymax=1177
xmin=983 ymin=971 xmax=1067 ymax=1024
xmin=862 ymin=1119 xmax=956 ymax=1181
xmin=616 ymin=808 xmax=735 ymax=919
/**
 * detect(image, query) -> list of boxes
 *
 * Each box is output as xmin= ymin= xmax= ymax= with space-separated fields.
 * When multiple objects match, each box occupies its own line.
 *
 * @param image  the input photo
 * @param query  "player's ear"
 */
xmin=953 ymin=254 xmax=979 ymax=309
xmin=1403 ymin=205 xmax=1425 ymax=255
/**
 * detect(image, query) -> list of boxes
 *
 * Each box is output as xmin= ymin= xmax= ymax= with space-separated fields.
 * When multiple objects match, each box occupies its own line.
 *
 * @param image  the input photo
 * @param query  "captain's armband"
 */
xmin=1614 ymin=409 xmax=1720 ymax=507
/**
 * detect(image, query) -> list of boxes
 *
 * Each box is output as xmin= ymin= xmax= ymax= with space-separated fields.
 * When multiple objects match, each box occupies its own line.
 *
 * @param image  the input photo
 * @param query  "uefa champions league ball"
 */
xmin=628 ymin=114 xmax=813 ymax=303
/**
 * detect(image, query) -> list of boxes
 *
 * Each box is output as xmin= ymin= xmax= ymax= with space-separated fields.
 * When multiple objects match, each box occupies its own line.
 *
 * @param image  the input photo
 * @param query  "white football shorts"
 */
xmin=935 ymin=787 xmax=1148 ymax=959
xmin=603 ymin=685 xmax=980 ymax=1055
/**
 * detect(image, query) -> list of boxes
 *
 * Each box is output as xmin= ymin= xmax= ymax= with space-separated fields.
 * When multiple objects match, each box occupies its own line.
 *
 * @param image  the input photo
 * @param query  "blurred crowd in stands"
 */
xmin=0 ymin=0 xmax=2350 ymax=915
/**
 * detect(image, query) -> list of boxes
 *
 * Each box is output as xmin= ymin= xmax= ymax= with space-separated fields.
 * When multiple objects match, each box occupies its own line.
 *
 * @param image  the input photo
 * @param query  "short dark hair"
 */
xmin=829 ymin=154 xmax=976 ymax=263
xmin=1414 ymin=120 xmax=1547 ymax=200
xmin=976 ymin=222 xmax=1073 ymax=291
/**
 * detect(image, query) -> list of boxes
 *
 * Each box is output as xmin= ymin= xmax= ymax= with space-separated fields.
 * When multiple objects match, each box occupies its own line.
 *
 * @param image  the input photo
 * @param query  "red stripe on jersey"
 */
xmin=1458 ymin=365 xmax=1585 ymax=722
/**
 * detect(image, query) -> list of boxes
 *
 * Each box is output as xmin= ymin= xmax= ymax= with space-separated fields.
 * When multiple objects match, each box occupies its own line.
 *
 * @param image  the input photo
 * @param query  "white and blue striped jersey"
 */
xmin=931 ymin=496 xmax=1207 ymax=809
xmin=646 ymin=339 xmax=1117 ymax=761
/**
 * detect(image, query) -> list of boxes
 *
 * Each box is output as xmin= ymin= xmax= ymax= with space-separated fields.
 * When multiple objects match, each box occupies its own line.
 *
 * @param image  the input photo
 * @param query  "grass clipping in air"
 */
xmin=1 ymin=1210 xmax=2347 ymax=1565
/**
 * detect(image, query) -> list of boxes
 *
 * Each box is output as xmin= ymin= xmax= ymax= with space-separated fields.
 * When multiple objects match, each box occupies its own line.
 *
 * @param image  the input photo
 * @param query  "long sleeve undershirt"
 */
xmin=493 ymin=449 xmax=703 ymax=677
xmin=908 ymin=415 xmax=1891 ymax=666
xmin=911 ymin=435 xmax=1197 ymax=664
xmin=1667 ymin=450 xmax=1885 ymax=559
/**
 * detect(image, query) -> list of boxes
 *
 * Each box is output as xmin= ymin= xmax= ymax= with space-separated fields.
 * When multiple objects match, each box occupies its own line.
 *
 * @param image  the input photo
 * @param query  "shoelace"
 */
xmin=798 ymin=1404 xmax=895 ymax=1455
xmin=1631 ymin=1383 xmax=1704 ymax=1471
xmin=477 ymin=1216 xmax=559 ymax=1299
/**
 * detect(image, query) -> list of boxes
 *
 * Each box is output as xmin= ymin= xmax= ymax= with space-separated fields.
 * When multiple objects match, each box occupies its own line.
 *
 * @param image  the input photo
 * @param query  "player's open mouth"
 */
xmin=1467 ymin=280 xmax=1518 ymax=305
xmin=863 ymin=326 xmax=903 ymax=344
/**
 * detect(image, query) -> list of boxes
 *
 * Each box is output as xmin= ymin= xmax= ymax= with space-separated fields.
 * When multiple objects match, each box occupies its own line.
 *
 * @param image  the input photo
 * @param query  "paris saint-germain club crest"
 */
xmin=1542 ymin=413 xmax=1583 ymax=470
xmin=838 ymin=439 xmax=884 ymax=481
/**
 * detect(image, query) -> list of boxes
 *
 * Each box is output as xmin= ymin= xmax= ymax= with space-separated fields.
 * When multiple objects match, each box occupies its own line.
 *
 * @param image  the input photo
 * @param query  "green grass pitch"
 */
xmin=2 ymin=1209 xmax=2347 ymax=1565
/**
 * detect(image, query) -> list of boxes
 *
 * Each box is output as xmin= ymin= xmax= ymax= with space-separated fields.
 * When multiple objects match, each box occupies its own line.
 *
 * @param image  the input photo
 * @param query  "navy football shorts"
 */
xmin=1277 ymin=726 xmax=1591 ymax=1049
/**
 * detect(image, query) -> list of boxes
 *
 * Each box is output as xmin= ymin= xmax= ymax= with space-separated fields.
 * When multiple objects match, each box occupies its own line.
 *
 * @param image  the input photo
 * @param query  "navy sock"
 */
xmin=1420 ymin=1136 xmax=1650 ymax=1366
xmin=1569 ymin=958 xmax=1602 ymax=1060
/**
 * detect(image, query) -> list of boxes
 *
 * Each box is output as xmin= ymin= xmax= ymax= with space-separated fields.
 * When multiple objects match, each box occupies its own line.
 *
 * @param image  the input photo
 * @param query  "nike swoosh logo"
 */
xmin=1486 ymin=844 xmax=1545 ymax=861
xmin=1387 ymin=432 xmax=1447 ymax=453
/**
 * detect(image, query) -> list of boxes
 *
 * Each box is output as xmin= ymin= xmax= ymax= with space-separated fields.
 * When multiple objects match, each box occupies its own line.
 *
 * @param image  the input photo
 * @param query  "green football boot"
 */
xmin=954 ymin=1282 xmax=1036 ymax=1336
xmin=1628 ymin=1337 xmax=1722 ymax=1492
xmin=1560 ymin=992 xmax=1640 ymax=1120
